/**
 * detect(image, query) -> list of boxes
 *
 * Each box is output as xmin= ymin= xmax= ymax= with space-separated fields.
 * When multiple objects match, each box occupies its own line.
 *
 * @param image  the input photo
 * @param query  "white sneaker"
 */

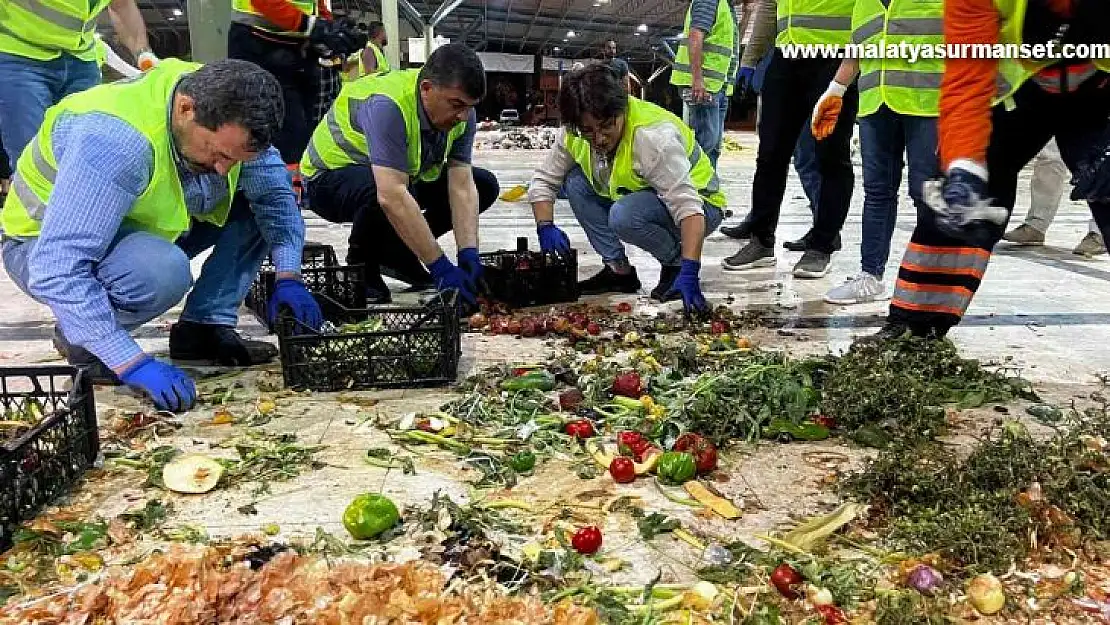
xmin=824 ymin=272 xmax=889 ymax=305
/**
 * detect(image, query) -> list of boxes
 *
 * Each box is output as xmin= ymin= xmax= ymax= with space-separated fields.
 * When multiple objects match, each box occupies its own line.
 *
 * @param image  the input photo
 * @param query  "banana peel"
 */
xmin=683 ymin=482 xmax=741 ymax=519
xmin=499 ymin=184 xmax=528 ymax=202
xmin=586 ymin=440 xmax=660 ymax=476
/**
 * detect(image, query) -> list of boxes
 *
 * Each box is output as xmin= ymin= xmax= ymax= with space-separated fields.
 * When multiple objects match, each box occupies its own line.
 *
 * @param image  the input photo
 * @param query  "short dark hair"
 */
xmin=419 ymin=43 xmax=486 ymax=100
xmin=368 ymin=21 xmax=385 ymax=38
xmin=558 ymin=63 xmax=627 ymax=131
xmin=177 ymin=59 xmax=284 ymax=152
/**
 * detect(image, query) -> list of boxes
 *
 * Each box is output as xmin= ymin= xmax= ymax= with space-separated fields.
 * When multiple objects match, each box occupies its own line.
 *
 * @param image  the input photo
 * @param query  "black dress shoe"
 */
xmin=650 ymin=264 xmax=682 ymax=302
xmin=52 ymin=327 xmax=122 ymax=385
xmin=720 ymin=219 xmax=753 ymax=240
xmin=364 ymin=271 xmax=393 ymax=304
xmin=578 ymin=266 xmax=641 ymax=296
xmin=169 ymin=320 xmax=278 ymax=366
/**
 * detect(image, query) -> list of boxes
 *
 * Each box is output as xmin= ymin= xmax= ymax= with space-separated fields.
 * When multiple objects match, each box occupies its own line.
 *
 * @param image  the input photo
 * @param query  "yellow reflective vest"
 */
xmin=0 ymin=0 xmax=112 ymax=61
xmin=776 ymin=0 xmax=855 ymax=47
xmin=359 ymin=42 xmax=390 ymax=76
xmin=1 ymin=59 xmax=243 ymax=242
xmin=670 ymin=0 xmax=736 ymax=94
xmin=852 ymin=0 xmax=944 ymax=117
xmin=563 ymin=97 xmax=726 ymax=210
xmin=301 ymin=69 xmax=468 ymax=182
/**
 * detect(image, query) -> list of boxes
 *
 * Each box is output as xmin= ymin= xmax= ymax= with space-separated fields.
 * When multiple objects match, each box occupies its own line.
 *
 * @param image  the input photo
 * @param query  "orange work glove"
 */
xmin=810 ymin=81 xmax=848 ymax=140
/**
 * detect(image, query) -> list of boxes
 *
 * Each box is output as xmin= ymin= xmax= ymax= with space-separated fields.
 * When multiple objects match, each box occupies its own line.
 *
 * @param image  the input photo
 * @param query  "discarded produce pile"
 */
xmin=0 ymin=399 xmax=44 ymax=445
xmin=474 ymin=128 xmax=558 ymax=150
xmin=4 ymin=302 xmax=1110 ymax=623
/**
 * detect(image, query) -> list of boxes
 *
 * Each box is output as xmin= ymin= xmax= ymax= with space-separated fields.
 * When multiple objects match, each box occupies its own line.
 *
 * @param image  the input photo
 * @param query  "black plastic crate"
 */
xmin=0 ymin=366 xmax=97 ymax=552
xmin=479 ymin=237 xmax=579 ymax=308
xmin=276 ymin=292 xmax=461 ymax=391
xmin=245 ymin=243 xmax=368 ymax=330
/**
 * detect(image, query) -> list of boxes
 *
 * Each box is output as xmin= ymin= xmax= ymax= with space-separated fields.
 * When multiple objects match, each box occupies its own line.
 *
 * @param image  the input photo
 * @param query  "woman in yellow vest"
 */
xmin=0 ymin=0 xmax=157 ymax=168
xmin=0 ymin=59 xmax=322 ymax=412
xmin=809 ymin=0 xmax=944 ymax=306
xmin=528 ymin=64 xmax=727 ymax=314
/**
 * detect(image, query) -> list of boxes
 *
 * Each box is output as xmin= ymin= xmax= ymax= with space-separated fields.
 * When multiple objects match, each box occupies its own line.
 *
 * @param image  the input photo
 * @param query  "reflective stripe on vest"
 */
xmin=300 ymin=69 xmax=467 ymax=181
xmin=0 ymin=0 xmax=110 ymax=61
xmin=670 ymin=0 xmax=736 ymax=93
xmin=562 ymin=97 xmax=726 ymax=210
xmin=993 ymin=0 xmax=1110 ymax=104
xmin=0 ymin=59 xmax=243 ymax=242
xmin=852 ymin=0 xmax=944 ymax=117
xmin=230 ymin=0 xmax=317 ymax=37
xmin=775 ymin=0 xmax=854 ymax=47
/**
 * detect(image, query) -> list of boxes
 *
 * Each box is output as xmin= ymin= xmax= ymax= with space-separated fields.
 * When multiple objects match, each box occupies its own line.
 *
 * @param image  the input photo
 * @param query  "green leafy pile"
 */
xmin=818 ymin=336 xmax=1037 ymax=439
xmin=841 ymin=402 xmax=1110 ymax=574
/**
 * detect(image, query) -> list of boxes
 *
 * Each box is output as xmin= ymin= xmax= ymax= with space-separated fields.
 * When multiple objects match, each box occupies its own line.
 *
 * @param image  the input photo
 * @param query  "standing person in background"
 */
xmin=1002 ymin=139 xmax=1106 ymax=255
xmin=0 ymin=0 xmax=157 ymax=164
xmin=720 ymin=0 xmax=856 ymax=278
xmin=228 ymin=0 xmax=365 ymax=194
xmin=601 ymin=40 xmax=632 ymax=94
xmin=669 ymin=0 xmax=737 ymax=168
xmin=354 ymin=21 xmax=390 ymax=79
xmin=809 ymin=0 xmax=944 ymax=306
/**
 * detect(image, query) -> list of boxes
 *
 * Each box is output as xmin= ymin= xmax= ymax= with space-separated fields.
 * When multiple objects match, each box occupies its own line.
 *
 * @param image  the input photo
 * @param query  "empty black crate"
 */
xmin=245 ymin=243 xmax=367 ymax=330
xmin=277 ymin=292 xmax=461 ymax=392
xmin=0 ymin=366 xmax=97 ymax=552
xmin=480 ymin=237 xmax=579 ymax=308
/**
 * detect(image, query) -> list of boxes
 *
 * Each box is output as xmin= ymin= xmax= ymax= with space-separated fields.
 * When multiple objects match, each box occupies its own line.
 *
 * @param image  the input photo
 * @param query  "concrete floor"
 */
xmin=1 ymin=130 xmax=1107 ymax=387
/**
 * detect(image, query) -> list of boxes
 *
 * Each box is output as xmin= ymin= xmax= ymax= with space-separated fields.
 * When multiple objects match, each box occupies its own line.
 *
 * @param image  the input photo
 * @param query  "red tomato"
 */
xmin=816 ymin=605 xmax=848 ymax=624
xmin=813 ymin=414 xmax=835 ymax=429
xmin=571 ymin=526 xmax=603 ymax=554
xmin=673 ymin=433 xmax=719 ymax=474
xmin=586 ymin=322 xmax=601 ymax=336
xmin=609 ymin=457 xmax=636 ymax=483
xmin=565 ymin=420 xmax=596 ymax=439
xmin=770 ymin=563 xmax=804 ymax=599
xmin=616 ymin=302 xmax=633 ymax=314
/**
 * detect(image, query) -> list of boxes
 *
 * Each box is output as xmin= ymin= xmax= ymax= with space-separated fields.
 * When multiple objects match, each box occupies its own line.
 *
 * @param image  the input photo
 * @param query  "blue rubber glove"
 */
xmin=268 ymin=278 xmax=324 ymax=330
xmin=457 ymin=247 xmax=484 ymax=293
xmin=664 ymin=259 xmax=709 ymax=314
xmin=428 ymin=254 xmax=476 ymax=305
xmin=119 ymin=356 xmax=197 ymax=413
xmin=932 ymin=166 xmax=1006 ymax=247
xmin=537 ymin=222 xmax=571 ymax=255
xmin=736 ymin=66 xmax=755 ymax=92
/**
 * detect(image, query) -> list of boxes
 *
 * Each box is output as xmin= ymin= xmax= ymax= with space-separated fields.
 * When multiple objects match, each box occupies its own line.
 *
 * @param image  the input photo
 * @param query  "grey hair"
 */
xmin=177 ymin=59 xmax=285 ymax=152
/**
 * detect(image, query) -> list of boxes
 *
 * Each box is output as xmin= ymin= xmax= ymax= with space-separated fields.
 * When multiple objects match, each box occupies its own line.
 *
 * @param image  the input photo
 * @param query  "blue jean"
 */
xmin=564 ymin=166 xmax=723 ymax=267
xmin=686 ymin=89 xmax=730 ymax=168
xmin=858 ymin=105 xmax=939 ymax=278
xmin=0 ymin=52 xmax=101 ymax=165
xmin=793 ymin=124 xmax=821 ymax=213
xmin=2 ymin=195 xmax=270 ymax=330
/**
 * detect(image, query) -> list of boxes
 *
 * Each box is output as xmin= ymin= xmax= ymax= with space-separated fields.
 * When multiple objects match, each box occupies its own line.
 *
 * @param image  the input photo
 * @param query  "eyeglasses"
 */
xmin=571 ymin=117 xmax=619 ymax=141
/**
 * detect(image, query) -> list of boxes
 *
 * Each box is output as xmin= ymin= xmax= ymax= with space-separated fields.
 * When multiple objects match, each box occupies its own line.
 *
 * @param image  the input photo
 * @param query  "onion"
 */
xmin=967 ymin=572 xmax=1006 ymax=615
xmin=683 ymin=581 xmax=719 ymax=610
xmin=907 ymin=564 xmax=943 ymax=595
xmin=805 ymin=584 xmax=834 ymax=607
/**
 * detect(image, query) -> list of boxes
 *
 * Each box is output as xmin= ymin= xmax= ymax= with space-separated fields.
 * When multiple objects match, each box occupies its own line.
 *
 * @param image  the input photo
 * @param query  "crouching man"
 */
xmin=1 ymin=59 xmax=323 ymax=412
xmin=527 ymin=64 xmax=726 ymax=312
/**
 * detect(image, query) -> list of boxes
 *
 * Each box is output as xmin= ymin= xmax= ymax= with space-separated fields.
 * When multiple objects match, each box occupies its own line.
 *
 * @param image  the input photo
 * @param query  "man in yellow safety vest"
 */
xmin=0 ymin=0 xmax=157 ymax=168
xmin=721 ymin=0 xmax=857 ymax=280
xmin=0 ymin=59 xmax=322 ymax=413
xmin=669 ymin=0 xmax=737 ymax=168
xmin=530 ymin=64 xmax=727 ymax=313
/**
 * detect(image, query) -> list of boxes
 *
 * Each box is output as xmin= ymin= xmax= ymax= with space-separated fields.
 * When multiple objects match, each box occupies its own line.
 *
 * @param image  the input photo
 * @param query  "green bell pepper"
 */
xmin=657 ymin=451 xmax=696 ymax=485
xmin=499 ymin=371 xmax=556 ymax=392
xmin=508 ymin=450 xmax=536 ymax=473
xmin=342 ymin=493 xmax=400 ymax=540
xmin=763 ymin=418 xmax=830 ymax=442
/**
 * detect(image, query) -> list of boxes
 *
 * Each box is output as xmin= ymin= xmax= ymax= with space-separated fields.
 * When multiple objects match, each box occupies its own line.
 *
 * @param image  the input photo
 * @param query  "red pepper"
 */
xmin=512 ymin=367 xmax=531 ymax=377
xmin=565 ymin=420 xmax=596 ymax=439
xmin=770 ymin=563 xmax=803 ymax=599
xmin=815 ymin=605 xmax=847 ymax=624
xmin=571 ymin=525 xmax=603 ymax=554
xmin=609 ymin=457 xmax=636 ymax=483
xmin=616 ymin=431 xmax=646 ymax=456
xmin=586 ymin=322 xmax=601 ymax=336
xmin=673 ymin=433 xmax=718 ymax=474
xmin=710 ymin=320 xmax=729 ymax=335
xmin=813 ymin=414 xmax=835 ymax=429
xmin=615 ymin=302 xmax=633 ymax=313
